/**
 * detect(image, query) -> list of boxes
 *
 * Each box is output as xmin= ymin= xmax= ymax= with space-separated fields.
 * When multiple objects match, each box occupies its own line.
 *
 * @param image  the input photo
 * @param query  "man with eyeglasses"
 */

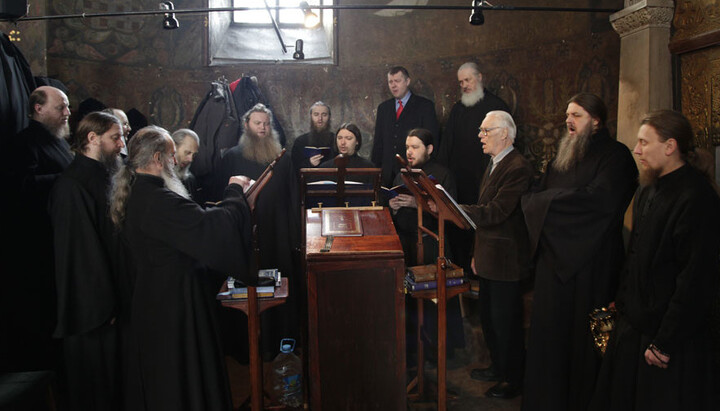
xmin=436 ymin=62 xmax=511 ymax=281
xmin=458 ymin=111 xmax=533 ymax=399
xmin=520 ymin=93 xmax=638 ymax=410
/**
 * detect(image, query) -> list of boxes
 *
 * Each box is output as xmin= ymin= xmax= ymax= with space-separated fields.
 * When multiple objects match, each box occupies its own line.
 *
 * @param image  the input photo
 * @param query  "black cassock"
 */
xmin=590 ymin=164 xmax=720 ymax=411
xmin=49 ymin=154 xmax=121 ymax=410
xmin=392 ymin=160 xmax=465 ymax=355
xmin=3 ymin=120 xmax=73 ymax=371
xmin=217 ymin=147 xmax=301 ymax=359
xmin=521 ymin=129 xmax=637 ymax=411
xmin=121 ymin=174 xmax=252 ymax=411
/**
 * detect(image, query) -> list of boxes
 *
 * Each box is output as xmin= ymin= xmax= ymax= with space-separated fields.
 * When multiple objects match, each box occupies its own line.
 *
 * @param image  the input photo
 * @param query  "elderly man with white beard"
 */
xmin=436 ymin=62 xmax=511 ymax=288
xmin=171 ymin=128 xmax=200 ymax=201
xmin=109 ymin=125 xmax=254 ymax=411
xmin=520 ymin=93 xmax=638 ymax=411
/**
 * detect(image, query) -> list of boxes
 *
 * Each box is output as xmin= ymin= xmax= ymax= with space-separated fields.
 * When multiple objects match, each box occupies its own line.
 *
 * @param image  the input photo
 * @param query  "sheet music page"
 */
xmin=435 ymin=184 xmax=477 ymax=230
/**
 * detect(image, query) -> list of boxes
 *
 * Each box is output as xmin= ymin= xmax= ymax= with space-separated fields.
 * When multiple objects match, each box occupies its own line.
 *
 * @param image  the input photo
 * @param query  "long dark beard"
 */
xmin=638 ymin=167 xmax=661 ymax=187
xmin=161 ymin=160 xmax=190 ymax=199
xmin=239 ymin=130 xmax=282 ymax=164
xmin=553 ymin=126 xmax=592 ymax=173
xmin=309 ymin=121 xmax=332 ymax=147
xmin=100 ymin=153 xmax=122 ymax=175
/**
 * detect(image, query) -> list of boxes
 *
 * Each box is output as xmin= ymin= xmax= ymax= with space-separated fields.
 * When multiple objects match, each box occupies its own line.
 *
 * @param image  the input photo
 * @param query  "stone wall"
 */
xmin=6 ymin=0 xmax=623 ymax=170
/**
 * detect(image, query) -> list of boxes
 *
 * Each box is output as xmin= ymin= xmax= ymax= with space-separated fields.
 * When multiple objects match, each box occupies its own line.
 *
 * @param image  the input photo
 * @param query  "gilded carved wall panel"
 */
xmin=680 ymin=46 xmax=720 ymax=149
xmin=673 ymin=0 xmax=720 ymax=42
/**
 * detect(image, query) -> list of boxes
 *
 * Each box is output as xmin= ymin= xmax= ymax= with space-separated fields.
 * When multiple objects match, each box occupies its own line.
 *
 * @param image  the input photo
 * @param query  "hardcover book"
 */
xmin=321 ymin=209 xmax=363 ymax=237
xmin=407 ymin=264 xmax=464 ymax=283
xmin=304 ymin=146 xmax=331 ymax=158
xmin=404 ymin=276 xmax=465 ymax=291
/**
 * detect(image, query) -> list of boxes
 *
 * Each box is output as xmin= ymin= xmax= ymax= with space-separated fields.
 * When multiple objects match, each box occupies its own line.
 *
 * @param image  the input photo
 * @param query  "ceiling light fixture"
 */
xmin=300 ymin=1 xmax=320 ymax=28
xmin=160 ymin=1 xmax=179 ymax=29
xmin=469 ymin=0 xmax=484 ymax=26
xmin=293 ymin=39 xmax=305 ymax=60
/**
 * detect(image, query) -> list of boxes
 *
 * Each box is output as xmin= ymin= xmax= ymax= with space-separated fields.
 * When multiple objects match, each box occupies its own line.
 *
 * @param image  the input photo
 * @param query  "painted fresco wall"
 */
xmin=6 ymin=0 xmax=623 ymax=170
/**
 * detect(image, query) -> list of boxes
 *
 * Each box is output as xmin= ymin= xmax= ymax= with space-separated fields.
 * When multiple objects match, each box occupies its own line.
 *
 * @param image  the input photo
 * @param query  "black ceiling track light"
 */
xmin=7 ymin=3 xmax=621 ymax=55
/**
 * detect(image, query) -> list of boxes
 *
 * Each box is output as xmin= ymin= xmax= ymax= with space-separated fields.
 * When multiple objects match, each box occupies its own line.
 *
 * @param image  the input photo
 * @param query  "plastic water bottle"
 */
xmin=270 ymin=338 xmax=303 ymax=407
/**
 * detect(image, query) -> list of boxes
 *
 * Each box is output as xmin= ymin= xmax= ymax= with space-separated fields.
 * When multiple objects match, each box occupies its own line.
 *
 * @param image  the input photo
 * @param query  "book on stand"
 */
xmin=404 ymin=276 xmax=465 ymax=292
xmin=217 ymin=269 xmax=282 ymax=300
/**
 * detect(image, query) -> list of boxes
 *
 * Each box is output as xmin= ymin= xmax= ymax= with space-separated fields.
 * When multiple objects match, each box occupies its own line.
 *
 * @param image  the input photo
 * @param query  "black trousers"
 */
xmin=478 ymin=276 xmax=525 ymax=385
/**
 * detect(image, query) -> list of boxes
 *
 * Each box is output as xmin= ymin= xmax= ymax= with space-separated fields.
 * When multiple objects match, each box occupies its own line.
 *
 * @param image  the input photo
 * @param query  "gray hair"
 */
xmin=485 ymin=110 xmax=516 ymax=142
xmin=309 ymin=101 xmax=331 ymax=117
xmin=458 ymin=61 xmax=481 ymax=77
xmin=110 ymin=125 xmax=172 ymax=226
xmin=171 ymin=128 xmax=200 ymax=147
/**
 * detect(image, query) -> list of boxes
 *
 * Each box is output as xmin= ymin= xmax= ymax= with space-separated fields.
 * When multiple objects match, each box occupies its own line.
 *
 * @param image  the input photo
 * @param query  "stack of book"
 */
xmin=217 ymin=268 xmax=281 ymax=300
xmin=404 ymin=263 xmax=465 ymax=292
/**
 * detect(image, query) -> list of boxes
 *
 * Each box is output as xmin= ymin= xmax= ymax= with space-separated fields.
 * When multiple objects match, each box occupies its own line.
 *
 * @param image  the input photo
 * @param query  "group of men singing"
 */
xmin=3 ymin=57 xmax=719 ymax=411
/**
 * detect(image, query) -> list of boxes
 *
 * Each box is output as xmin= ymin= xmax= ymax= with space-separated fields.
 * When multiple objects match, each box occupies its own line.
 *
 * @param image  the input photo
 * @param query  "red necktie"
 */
xmin=396 ymin=100 xmax=403 ymax=120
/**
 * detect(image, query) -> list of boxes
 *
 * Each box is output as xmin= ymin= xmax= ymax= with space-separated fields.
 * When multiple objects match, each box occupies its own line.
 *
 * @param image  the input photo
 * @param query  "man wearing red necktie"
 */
xmin=371 ymin=66 xmax=439 ymax=188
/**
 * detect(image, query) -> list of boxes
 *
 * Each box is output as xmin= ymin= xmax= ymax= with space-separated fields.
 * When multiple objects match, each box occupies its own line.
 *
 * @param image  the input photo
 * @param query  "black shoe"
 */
xmin=470 ymin=366 xmax=499 ymax=382
xmin=485 ymin=381 xmax=522 ymax=399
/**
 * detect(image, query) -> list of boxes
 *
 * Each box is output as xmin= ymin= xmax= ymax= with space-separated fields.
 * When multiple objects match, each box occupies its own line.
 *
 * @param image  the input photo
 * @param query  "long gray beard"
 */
xmin=45 ymin=122 xmax=70 ymax=140
xmin=162 ymin=163 xmax=190 ymax=199
xmin=553 ymin=127 xmax=592 ymax=173
xmin=461 ymin=86 xmax=485 ymax=107
xmin=239 ymin=130 xmax=282 ymax=165
xmin=176 ymin=163 xmax=191 ymax=180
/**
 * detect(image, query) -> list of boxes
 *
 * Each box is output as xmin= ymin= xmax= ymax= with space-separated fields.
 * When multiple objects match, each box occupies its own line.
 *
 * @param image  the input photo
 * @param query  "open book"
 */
xmin=304 ymin=146 xmax=332 ymax=158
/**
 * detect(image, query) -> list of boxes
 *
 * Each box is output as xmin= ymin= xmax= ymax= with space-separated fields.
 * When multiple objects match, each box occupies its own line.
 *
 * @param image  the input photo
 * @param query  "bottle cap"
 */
xmin=279 ymin=338 xmax=296 ymax=352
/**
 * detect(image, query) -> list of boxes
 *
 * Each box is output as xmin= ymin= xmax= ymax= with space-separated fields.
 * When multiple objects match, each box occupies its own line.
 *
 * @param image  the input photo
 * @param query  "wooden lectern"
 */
xmin=398 ymin=156 xmax=473 ymax=411
xmin=300 ymin=158 xmax=406 ymax=410
xmin=218 ymin=150 xmax=287 ymax=410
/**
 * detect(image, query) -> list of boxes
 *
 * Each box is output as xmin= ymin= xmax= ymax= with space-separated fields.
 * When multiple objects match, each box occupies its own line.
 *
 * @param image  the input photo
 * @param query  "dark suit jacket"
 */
xmin=461 ymin=148 xmax=533 ymax=282
xmin=371 ymin=93 xmax=439 ymax=187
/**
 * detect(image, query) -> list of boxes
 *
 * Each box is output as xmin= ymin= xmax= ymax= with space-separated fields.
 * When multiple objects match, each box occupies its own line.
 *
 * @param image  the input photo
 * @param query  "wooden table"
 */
xmin=219 ymin=278 xmax=289 ymax=410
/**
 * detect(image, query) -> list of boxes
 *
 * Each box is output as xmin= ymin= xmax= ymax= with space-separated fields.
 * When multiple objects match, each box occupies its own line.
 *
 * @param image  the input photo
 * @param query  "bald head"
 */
xmin=29 ymin=86 xmax=71 ymax=139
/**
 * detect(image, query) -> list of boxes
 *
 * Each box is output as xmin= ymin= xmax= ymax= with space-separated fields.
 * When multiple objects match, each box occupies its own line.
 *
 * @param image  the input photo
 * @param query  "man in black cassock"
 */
xmin=521 ymin=93 xmax=638 ymax=411
xmin=290 ymin=101 xmax=336 ymax=175
xmin=217 ymin=103 xmax=301 ymax=360
xmin=49 ymin=111 xmax=125 ymax=410
xmin=389 ymin=128 xmax=465 ymax=362
xmin=589 ymin=110 xmax=720 ymax=411
xmin=110 ymin=126 xmax=253 ymax=411
xmin=436 ymin=62 xmax=511 ymax=282
xmin=5 ymin=86 xmax=73 ymax=371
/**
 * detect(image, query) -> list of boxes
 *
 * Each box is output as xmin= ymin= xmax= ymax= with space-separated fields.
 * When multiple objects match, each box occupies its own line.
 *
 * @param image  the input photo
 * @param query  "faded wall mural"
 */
xmin=6 ymin=0 xmax=623 ymax=171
